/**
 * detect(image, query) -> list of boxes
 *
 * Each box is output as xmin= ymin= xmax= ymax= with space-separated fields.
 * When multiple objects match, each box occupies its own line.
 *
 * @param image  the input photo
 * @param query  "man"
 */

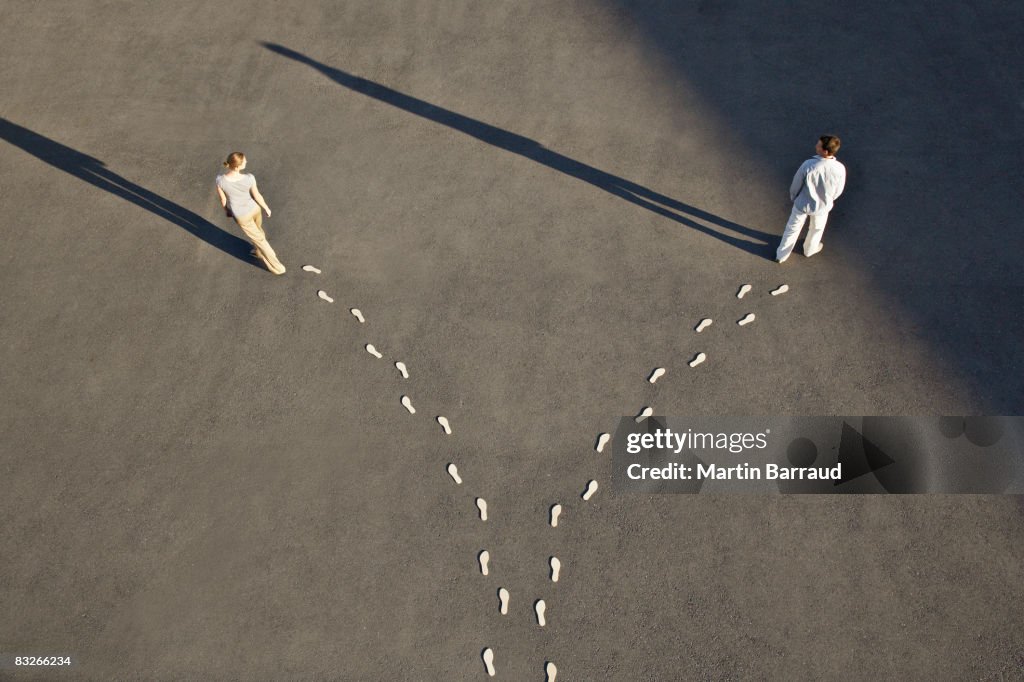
xmin=776 ymin=135 xmax=846 ymax=263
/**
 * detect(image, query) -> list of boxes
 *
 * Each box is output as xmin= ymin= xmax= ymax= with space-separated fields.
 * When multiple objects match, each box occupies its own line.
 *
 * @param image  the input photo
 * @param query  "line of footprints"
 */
xmin=585 ymin=280 xmax=790 ymax=667
xmin=305 ymin=264 xmax=787 ymax=679
xmin=480 ymin=280 xmax=789 ymax=679
xmin=309 ymin=267 xmax=445 ymax=422
xmin=640 ymin=281 xmax=788 ymax=386
xmin=308 ymin=264 xmax=553 ymax=677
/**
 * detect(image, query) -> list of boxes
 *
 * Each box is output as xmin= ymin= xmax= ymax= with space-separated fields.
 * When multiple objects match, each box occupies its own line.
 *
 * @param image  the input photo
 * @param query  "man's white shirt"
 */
xmin=790 ymin=155 xmax=846 ymax=215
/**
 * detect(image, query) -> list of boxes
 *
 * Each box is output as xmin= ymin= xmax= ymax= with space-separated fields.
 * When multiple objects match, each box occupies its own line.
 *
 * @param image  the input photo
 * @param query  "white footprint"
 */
xmin=648 ymin=367 xmax=666 ymax=384
xmin=535 ymin=599 xmax=547 ymax=626
xmin=689 ymin=352 xmax=707 ymax=368
xmin=366 ymin=344 xmax=383 ymax=359
xmin=301 ymin=265 xmax=321 ymax=274
xmin=595 ymin=433 xmax=610 ymax=453
xmin=350 ymin=308 xmax=365 ymax=323
xmin=737 ymin=284 xmax=752 ymax=299
xmin=550 ymin=556 xmax=561 ymax=582
xmin=482 ymin=648 xmax=495 ymax=677
xmin=317 ymin=290 xmax=334 ymax=303
xmin=550 ymin=504 xmax=562 ymax=528
xmin=498 ymin=588 xmax=510 ymax=615
xmin=738 ymin=313 xmax=756 ymax=326
xmin=546 ymin=661 xmax=558 ymax=682
xmin=582 ymin=479 xmax=599 ymax=501
xmin=479 ymin=550 xmax=490 ymax=576
xmin=401 ymin=395 xmax=416 ymax=414
xmin=635 ymin=406 xmax=653 ymax=423
xmin=476 ymin=497 xmax=488 ymax=521
xmin=446 ymin=463 xmax=462 ymax=485
xmin=437 ymin=416 xmax=452 ymax=435
xmin=771 ymin=284 xmax=790 ymax=296
xmin=395 ymin=361 xmax=409 ymax=378
xmin=695 ymin=318 xmax=713 ymax=333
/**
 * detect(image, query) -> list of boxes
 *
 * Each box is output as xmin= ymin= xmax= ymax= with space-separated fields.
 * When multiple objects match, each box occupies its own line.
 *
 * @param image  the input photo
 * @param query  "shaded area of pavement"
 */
xmin=604 ymin=0 xmax=1024 ymax=414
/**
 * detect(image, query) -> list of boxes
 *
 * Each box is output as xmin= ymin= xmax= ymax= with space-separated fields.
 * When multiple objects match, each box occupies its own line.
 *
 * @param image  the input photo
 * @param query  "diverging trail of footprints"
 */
xmin=302 ymin=261 xmax=788 ymax=679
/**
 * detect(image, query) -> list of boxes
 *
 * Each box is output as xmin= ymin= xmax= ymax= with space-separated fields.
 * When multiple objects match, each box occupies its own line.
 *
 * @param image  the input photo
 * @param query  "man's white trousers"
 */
xmin=776 ymin=207 xmax=828 ymax=262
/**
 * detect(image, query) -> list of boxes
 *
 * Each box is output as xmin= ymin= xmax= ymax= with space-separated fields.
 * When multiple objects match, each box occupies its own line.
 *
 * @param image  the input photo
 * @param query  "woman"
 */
xmin=215 ymin=152 xmax=286 ymax=275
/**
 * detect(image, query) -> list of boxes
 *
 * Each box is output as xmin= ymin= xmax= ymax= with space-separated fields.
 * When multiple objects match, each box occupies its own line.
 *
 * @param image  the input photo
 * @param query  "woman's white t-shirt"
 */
xmin=216 ymin=173 xmax=260 ymax=217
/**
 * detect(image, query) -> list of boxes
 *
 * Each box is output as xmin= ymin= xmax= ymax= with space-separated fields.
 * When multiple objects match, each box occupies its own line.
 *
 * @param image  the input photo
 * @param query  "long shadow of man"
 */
xmin=0 ymin=117 xmax=254 ymax=266
xmin=263 ymin=42 xmax=775 ymax=258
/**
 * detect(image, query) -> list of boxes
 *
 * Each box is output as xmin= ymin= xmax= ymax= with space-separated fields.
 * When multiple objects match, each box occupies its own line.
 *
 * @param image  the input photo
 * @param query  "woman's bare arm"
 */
xmin=215 ymin=185 xmax=232 ymax=216
xmin=250 ymin=182 xmax=272 ymax=217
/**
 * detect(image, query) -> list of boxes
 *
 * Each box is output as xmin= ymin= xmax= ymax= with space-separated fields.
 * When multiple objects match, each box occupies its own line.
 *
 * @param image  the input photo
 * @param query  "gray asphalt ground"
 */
xmin=2 ymin=1 xmax=1023 ymax=680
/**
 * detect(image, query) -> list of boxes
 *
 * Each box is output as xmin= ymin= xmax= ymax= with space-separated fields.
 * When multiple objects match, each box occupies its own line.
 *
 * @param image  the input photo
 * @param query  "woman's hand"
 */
xmin=265 ymin=207 xmax=272 ymax=218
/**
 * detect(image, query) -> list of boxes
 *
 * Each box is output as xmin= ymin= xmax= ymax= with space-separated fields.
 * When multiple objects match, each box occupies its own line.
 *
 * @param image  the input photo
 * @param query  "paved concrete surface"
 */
xmin=2 ymin=1 xmax=1022 ymax=679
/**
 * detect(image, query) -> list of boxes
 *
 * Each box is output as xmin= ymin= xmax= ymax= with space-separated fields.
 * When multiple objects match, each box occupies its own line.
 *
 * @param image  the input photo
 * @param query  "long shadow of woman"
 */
xmin=0 ymin=117 xmax=254 ymax=266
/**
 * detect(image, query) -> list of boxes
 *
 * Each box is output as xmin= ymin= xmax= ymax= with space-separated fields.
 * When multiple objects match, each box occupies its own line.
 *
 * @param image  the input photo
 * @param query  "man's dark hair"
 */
xmin=819 ymin=135 xmax=841 ymax=156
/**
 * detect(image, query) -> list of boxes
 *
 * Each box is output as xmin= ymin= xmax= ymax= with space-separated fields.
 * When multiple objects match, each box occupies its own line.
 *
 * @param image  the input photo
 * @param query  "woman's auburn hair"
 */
xmin=223 ymin=152 xmax=245 ymax=170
